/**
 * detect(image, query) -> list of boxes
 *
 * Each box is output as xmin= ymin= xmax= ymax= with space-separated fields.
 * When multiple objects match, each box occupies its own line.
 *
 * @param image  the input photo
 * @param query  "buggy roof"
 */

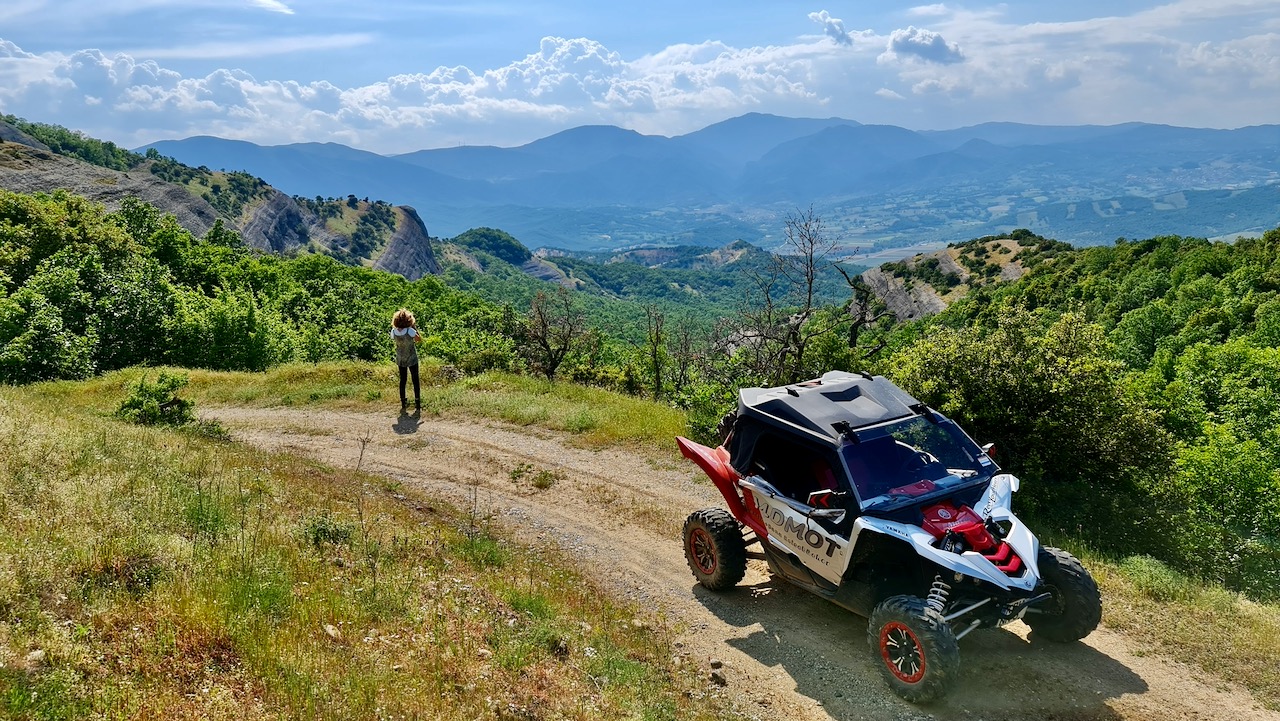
xmin=737 ymin=371 xmax=922 ymax=447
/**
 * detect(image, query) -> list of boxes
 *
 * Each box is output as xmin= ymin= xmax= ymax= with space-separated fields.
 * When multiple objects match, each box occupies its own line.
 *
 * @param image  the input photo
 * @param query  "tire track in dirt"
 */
xmin=207 ymin=405 xmax=1278 ymax=721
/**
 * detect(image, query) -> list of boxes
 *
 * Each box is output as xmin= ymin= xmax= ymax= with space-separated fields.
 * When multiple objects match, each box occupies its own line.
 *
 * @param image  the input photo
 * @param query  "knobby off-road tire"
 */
xmin=682 ymin=508 xmax=747 ymax=591
xmin=867 ymin=595 xmax=960 ymax=704
xmin=1026 ymin=546 xmax=1102 ymax=643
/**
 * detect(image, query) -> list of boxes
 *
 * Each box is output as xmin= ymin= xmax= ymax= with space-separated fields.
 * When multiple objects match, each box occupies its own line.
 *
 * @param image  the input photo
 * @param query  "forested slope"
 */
xmin=882 ymin=228 xmax=1280 ymax=596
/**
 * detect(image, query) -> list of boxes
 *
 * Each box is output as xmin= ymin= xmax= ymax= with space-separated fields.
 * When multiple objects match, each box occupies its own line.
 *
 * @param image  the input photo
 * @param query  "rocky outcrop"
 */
xmin=861 ymin=238 xmax=1032 ymax=322
xmin=0 ymin=122 xmax=51 ymax=152
xmin=861 ymin=266 xmax=947 ymax=322
xmin=372 ymin=206 xmax=441 ymax=280
xmin=0 ymin=141 xmax=220 ymax=236
xmin=239 ymin=188 xmax=312 ymax=253
xmin=521 ymin=256 xmax=580 ymax=289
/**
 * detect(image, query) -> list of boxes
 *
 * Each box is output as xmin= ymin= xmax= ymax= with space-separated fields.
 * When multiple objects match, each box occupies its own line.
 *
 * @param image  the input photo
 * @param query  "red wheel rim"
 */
xmin=688 ymin=527 xmax=717 ymax=575
xmin=879 ymin=621 xmax=926 ymax=684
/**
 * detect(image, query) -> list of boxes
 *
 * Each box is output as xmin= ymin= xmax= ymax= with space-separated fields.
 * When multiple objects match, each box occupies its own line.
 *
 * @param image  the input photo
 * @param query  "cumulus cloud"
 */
xmin=808 ymin=10 xmax=856 ymax=46
xmin=876 ymin=87 xmax=905 ymax=100
xmin=880 ymin=26 xmax=965 ymax=64
xmin=0 ymin=40 xmax=36 ymax=58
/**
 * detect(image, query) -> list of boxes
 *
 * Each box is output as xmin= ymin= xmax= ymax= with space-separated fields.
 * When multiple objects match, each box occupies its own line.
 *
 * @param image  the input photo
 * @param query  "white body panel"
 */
xmin=742 ymin=471 xmax=1040 ymax=591
xmin=741 ymin=477 xmax=853 ymax=585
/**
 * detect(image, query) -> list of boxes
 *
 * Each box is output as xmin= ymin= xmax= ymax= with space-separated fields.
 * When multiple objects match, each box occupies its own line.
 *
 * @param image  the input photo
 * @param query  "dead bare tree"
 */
xmin=836 ymin=265 xmax=892 ymax=358
xmin=731 ymin=206 xmax=895 ymax=383
xmin=666 ymin=315 xmax=696 ymax=392
xmin=735 ymin=207 xmax=849 ymax=385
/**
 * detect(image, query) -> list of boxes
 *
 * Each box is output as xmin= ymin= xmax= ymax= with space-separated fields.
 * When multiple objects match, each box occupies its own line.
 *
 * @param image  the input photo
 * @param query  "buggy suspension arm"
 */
xmin=676 ymin=436 xmax=768 ymax=539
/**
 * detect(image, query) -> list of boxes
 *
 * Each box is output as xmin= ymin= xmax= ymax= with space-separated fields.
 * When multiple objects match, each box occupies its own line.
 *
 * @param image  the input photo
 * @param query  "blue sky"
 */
xmin=0 ymin=0 xmax=1276 ymax=153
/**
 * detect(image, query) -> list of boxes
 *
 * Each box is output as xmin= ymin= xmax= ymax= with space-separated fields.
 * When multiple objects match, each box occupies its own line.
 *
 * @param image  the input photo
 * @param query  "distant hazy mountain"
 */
xmin=140 ymin=114 xmax=1280 ymax=252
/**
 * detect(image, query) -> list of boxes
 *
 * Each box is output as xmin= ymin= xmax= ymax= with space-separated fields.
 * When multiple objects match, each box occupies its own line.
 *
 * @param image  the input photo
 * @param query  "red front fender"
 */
xmin=675 ymin=436 xmax=767 ymax=538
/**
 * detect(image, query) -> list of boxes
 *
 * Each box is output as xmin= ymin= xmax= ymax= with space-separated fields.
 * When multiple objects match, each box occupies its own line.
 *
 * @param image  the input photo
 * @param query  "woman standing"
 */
xmin=390 ymin=308 xmax=422 ymax=409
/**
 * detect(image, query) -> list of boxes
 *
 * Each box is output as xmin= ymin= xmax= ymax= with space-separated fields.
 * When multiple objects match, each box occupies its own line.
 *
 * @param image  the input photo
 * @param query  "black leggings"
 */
xmin=399 ymin=363 xmax=420 ymax=404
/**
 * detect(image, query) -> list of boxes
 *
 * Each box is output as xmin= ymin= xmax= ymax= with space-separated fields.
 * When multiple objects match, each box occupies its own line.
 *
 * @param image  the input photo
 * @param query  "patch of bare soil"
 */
xmin=207 ymin=405 xmax=1278 ymax=721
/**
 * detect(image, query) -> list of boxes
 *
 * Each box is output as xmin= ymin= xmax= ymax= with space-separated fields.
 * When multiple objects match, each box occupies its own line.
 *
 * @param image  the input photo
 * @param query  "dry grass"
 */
xmin=1054 ymin=543 xmax=1280 ymax=709
xmin=0 ymin=383 xmax=726 ymax=720
xmin=58 ymin=363 xmax=688 ymax=457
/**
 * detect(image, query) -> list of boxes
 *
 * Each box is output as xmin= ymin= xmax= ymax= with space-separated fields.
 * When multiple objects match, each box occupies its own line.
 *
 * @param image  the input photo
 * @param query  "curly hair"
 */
xmin=391 ymin=308 xmax=417 ymax=330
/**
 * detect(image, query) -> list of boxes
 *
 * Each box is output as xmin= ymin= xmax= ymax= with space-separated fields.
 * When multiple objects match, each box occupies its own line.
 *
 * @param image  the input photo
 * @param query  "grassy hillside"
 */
xmin=0 ymin=116 xmax=423 ymax=268
xmin=0 ymin=369 xmax=720 ymax=720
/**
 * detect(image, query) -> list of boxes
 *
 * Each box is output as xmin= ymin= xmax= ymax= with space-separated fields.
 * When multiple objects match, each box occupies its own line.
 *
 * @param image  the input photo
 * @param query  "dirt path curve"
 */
xmin=207 ymin=405 xmax=1277 ymax=721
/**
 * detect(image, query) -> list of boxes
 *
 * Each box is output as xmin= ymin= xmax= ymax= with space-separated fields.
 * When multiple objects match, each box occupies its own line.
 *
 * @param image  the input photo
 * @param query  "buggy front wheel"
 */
xmin=682 ymin=508 xmax=747 ymax=591
xmin=1025 ymin=546 xmax=1101 ymax=643
xmin=867 ymin=595 xmax=960 ymax=703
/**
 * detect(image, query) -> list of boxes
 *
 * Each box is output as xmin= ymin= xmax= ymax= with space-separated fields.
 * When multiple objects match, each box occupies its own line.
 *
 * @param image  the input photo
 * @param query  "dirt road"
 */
xmin=208 ymin=405 xmax=1277 ymax=721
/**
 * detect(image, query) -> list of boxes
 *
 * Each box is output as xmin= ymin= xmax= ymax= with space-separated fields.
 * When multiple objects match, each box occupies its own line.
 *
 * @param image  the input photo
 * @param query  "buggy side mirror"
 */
xmin=807 ymin=489 xmax=849 ymax=509
xmin=808 ymin=507 xmax=847 ymax=524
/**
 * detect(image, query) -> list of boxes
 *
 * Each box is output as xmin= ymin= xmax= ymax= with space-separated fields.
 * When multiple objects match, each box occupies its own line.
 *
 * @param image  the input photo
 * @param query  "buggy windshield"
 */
xmin=839 ymin=415 xmax=995 ymax=511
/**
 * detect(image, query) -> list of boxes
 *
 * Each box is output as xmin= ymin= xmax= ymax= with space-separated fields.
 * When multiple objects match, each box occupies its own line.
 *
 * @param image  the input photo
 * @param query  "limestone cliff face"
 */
xmin=372 ymin=206 xmax=441 ymax=280
xmin=861 ymin=266 xmax=947 ymax=322
xmin=238 ymin=188 xmax=311 ymax=253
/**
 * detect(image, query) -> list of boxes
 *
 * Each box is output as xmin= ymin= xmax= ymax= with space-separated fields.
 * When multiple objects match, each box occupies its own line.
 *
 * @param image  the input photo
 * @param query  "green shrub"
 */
xmin=114 ymin=372 xmax=196 ymax=426
xmin=299 ymin=511 xmax=354 ymax=550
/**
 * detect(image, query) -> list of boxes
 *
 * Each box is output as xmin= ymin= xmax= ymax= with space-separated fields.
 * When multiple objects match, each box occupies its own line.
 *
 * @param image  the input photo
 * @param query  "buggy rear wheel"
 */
xmin=682 ymin=508 xmax=747 ymax=591
xmin=1025 ymin=546 xmax=1101 ymax=642
xmin=867 ymin=595 xmax=959 ymax=703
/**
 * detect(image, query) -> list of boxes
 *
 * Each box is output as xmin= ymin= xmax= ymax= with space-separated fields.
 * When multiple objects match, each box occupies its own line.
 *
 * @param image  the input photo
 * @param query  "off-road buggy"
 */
xmin=676 ymin=371 xmax=1101 ymax=703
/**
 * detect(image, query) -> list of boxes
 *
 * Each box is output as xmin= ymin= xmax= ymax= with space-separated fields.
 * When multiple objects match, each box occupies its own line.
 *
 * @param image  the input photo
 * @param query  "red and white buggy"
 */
xmin=677 ymin=371 xmax=1101 ymax=702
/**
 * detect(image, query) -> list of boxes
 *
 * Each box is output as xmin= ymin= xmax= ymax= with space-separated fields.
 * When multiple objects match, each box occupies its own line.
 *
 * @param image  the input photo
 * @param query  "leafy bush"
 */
xmin=890 ymin=305 xmax=1175 ymax=554
xmin=115 ymin=372 xmax=196 ymax=426
xmin=299 ymin=512 xmax=354 ymax=549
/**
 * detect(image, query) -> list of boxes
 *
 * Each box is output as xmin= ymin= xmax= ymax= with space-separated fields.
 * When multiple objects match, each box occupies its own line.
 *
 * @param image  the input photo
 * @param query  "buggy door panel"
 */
xmin=741 ymin=477 xmax=853 ymax=585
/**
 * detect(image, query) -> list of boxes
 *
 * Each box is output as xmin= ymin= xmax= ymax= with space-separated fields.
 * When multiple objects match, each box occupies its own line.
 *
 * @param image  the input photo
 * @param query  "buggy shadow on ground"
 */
xmin=695 ymin=576 xmax=1142 ymax=721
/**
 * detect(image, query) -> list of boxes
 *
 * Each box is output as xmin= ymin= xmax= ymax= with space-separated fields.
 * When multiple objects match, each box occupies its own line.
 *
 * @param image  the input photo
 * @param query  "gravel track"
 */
xmin=207 ymin=405 xmax=1278 ymax=721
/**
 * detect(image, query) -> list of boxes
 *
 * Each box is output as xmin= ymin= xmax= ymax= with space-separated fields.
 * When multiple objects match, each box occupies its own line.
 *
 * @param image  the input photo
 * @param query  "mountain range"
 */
xmin=140 ymin=113 xmax=1280 ymax=253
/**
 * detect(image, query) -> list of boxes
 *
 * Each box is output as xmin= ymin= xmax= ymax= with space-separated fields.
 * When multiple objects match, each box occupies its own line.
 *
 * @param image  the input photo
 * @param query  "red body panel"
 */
xmin=676 ymin=436 xmax=768 ymax=539
xmin=923 ymin=501 xmax=1025 ymax=574
xmin=921 ymin=502 xmax=996 ymax=552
